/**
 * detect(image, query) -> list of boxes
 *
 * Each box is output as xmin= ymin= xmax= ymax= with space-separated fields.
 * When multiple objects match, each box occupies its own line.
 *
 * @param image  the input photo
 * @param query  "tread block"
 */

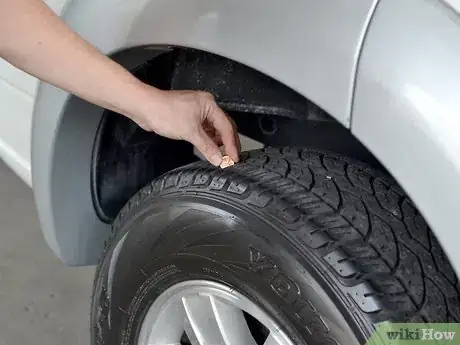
xmin=323 ymin=250 xmax=358 ymax=278
xmin=193 ymin=171 xmax=212 ymax=186
xmin=227 ymin=180 xmax=249 ymax=195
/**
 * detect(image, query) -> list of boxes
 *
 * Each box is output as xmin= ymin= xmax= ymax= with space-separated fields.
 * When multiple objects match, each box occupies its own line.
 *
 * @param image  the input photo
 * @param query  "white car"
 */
xmin=1 ymin=0 xmax=460 ymax=344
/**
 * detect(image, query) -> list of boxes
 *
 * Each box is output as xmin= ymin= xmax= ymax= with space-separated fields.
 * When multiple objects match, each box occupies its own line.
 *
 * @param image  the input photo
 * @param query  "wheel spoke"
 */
xmin=264 ymin=332 xmax=291 ymax=345
xmin=210 ymin=295 xmax=258 ymax=345
xmin=184 ymin=316 xmax=202 ymax=345
xmin=143 ymin=299 xmax=185 ymax=345
xmin=182 ymin=295 xmax=227 ymax=345
xmin=183 ymin=294 xmax=251 ymax=345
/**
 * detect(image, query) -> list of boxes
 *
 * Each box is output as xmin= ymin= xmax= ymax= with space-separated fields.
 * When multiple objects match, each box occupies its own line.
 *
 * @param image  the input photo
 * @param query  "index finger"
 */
xmin=207 ymin=104 xmax=241 ymax=162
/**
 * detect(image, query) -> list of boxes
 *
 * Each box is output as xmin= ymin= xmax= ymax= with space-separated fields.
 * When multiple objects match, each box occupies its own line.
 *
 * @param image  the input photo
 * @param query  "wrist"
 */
xmin=122 ymin=82 xmax=166 ymax=129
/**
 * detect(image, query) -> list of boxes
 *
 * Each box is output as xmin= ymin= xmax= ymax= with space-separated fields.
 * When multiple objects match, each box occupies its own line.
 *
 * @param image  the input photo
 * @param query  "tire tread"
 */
xmin=109 ymin=147 xmax=460 ymax=324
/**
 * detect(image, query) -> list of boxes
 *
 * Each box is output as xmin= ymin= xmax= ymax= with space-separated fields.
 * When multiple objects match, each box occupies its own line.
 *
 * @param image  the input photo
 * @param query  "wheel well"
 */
xmin=92 ymin=48 xmax=384 ymax=222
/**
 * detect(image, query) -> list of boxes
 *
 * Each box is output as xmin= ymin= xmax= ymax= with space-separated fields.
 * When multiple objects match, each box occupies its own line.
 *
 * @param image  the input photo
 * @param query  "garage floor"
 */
xmin=0 ymin=160 xmax=95 ymax=345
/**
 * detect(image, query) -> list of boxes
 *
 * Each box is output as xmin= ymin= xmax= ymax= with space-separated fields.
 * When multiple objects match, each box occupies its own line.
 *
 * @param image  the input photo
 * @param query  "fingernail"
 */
xmin=210 ymin=153 xmax=223 ymax=167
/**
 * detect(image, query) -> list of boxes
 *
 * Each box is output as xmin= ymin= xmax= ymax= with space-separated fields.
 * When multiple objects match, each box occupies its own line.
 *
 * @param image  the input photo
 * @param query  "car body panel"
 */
xmin=32 ymin=0 xmax=378 ymax=265
xmin=352 ymin=0 xmax=460 ymax=276
xmin=444 ymin=0 xmax=460 ymax=13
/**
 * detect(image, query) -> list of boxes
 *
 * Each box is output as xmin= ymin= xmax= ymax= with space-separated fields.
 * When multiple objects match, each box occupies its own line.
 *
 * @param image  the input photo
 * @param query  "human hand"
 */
xmin=131 ymin=87 xmax=240 ymax=166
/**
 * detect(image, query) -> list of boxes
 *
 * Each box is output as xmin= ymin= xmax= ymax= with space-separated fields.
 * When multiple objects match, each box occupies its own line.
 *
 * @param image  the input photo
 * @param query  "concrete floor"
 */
xmin=0 ymin=160 xmax=95 ymax=345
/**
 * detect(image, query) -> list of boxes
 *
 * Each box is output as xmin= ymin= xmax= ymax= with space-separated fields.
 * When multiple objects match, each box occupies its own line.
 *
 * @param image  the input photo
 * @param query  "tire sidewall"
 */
xmin=92 ymin=195 xmax=363 ymax=345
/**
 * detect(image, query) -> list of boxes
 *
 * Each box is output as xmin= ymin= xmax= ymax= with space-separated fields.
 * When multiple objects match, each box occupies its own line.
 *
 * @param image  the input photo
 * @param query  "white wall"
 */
xmin=0 ymin=0 xmax=69 ymax=186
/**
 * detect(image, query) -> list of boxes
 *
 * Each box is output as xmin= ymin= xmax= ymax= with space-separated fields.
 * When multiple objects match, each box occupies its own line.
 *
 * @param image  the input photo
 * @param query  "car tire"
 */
xmin=91 ymin=148 xmax=460 ymax=345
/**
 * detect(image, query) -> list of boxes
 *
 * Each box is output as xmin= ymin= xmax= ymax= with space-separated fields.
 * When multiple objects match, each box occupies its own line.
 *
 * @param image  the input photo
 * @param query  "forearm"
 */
xmin=0 ymin=0 xmax=159 ymax=120
xmin=0 ymin=0 xmax=239 ymax=164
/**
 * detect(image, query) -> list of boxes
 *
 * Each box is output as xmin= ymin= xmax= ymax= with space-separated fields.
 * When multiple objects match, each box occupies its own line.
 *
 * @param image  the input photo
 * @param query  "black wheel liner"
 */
xmin=91 ymin=148 xmax=460 ymax=344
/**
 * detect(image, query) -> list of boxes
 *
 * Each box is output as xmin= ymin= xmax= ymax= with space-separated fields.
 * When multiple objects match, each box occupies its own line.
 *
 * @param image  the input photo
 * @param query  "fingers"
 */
xmin=190 ymin=128 xmax=223 ymax=166
xmin=229 ymin=116 xmax=242 ymax=155
xmin=207 ymin=102 xmax=240 ymax=163
xmin=203 ymin=119 xmax=223 ymax=146
xmin=211 ymin=133 xmax=224 ymax=147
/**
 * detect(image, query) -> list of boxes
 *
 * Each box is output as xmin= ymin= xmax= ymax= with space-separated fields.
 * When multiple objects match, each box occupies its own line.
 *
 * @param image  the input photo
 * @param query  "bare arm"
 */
xmin=0 ymin=0 xmax=239 ymax=166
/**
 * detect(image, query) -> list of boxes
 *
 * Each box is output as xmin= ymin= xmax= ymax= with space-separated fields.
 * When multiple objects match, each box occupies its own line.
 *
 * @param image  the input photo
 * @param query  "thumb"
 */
xmin=190 ymin=129 xmax=223 ymax=166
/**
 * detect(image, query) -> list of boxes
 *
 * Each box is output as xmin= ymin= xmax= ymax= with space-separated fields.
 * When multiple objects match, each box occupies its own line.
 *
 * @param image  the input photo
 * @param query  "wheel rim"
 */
xmin=137 ymin=280 xmax=296 ymax=345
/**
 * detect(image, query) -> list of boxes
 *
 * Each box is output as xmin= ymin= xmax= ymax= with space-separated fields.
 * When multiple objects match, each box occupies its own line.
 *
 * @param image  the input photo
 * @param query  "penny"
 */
xmin=220 ymin=156 xmax=235 ymax=169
